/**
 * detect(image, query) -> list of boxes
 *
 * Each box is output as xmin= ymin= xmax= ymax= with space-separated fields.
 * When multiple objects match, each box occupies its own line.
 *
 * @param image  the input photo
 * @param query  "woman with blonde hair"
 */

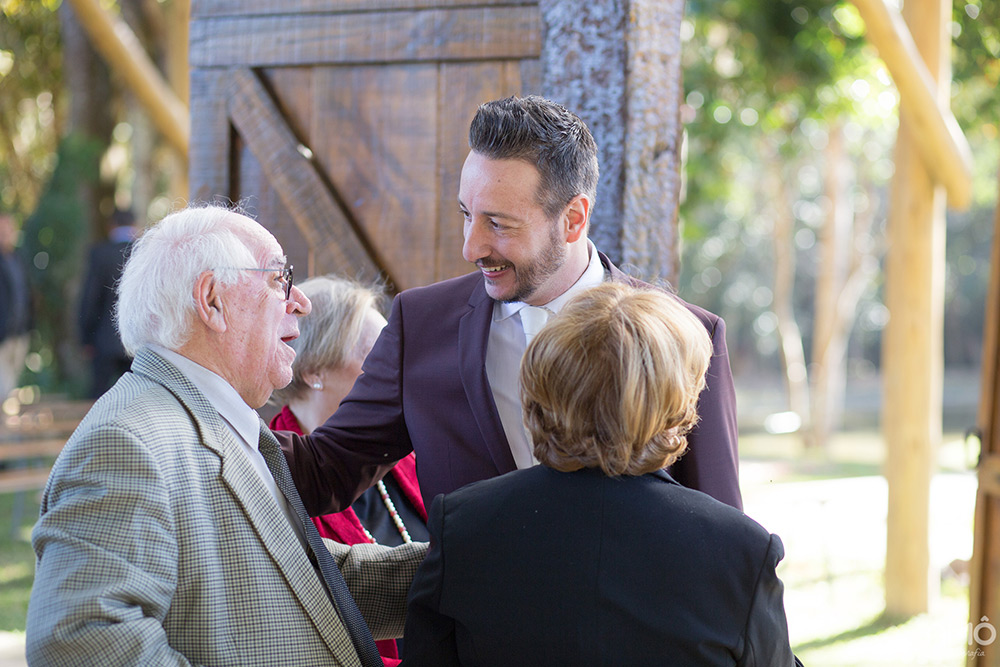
xmin=402 ymin=282 xmax=800 ymax=666
xmin=269 ymin=275 xmax=427 ymax=666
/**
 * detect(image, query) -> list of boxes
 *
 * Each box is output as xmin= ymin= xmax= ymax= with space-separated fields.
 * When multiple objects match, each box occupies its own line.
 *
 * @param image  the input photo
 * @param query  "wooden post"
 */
xmin=968 ymin=169 xmax=1000 ymax=666
xmin=850 ymin=0 xmax=972 ymax=210
xmin=881 ymin=0 xmax=949 ymax=618
xmin=65 ymin=0 xmax=189 ymax=157
xmin=165 ymin=0 xmax=190 ymax=201
xmin=539 ymin=0 xmax=685 ymax=285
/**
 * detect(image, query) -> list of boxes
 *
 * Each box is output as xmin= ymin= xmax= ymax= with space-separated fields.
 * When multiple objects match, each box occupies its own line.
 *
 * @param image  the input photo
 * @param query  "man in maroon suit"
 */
xmin=277 ymin=95 xmax=741 ymax=514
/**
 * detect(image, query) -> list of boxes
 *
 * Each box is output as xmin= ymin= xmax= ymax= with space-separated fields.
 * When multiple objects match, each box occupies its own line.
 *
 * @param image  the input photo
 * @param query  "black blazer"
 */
xmin=402 ymin=467 xmax=800 ymax=667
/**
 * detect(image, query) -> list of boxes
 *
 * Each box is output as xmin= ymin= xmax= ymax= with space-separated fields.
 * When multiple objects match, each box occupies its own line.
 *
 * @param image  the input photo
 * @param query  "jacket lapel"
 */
xmin=458 ymin=280 xmax=517 ymax=475
xmin=130 ymin=349 xmax=357 ymax=664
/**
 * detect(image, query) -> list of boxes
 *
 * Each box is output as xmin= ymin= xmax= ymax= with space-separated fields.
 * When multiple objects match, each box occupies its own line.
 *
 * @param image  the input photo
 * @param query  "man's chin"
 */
xmin=483 ymin=277 xmax=525 ymax=304
xmin=485 ymin=284 xmax=517 ymax=303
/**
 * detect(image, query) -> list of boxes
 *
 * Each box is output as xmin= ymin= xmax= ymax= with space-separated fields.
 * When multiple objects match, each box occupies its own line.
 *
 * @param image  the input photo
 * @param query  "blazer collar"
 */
xmin=459 ymin=277 xmax=517 ymax=475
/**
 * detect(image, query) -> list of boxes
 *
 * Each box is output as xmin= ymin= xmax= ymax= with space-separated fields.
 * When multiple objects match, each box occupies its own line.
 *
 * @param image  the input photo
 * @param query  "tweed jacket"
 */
xmin=27 ymin=348 xmax=426 ymax=666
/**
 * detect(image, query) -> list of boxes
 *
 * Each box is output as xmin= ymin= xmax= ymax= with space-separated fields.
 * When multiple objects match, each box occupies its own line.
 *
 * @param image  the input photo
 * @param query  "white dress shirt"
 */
xmin=150 ymin=345 xmax=308 ymax=549
xmin=485 ymin=241 xmax=608 ymax=468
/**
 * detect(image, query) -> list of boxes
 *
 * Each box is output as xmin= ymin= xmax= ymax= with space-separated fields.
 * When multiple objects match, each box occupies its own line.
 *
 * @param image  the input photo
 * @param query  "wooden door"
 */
xmin=188 ymin=0 xmax=542 ymax=290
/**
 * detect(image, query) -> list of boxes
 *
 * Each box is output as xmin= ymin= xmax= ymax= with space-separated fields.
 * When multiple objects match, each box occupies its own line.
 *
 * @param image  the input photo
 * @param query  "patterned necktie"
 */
xmin=520 ymin=305 xmax=552 ymax=346
xmin=257 ymin=424 xmax=384 ymax=667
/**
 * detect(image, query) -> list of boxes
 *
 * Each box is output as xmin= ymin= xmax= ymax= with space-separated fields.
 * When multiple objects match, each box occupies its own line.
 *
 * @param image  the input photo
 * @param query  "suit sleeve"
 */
xmin=26 ymin=425 xmax=198 ymax=667
xmin=399 ymin=495 xmax=462 ymax=666
xmin=321 ymin=538 xmax=429 ymax=641
xmin=669 ymin=313 xmax=743 ymax=509
xmin=738 ymin=534 xmax=800 ymax=667
xmin=276 ymin=293 xmax=413 ymax=516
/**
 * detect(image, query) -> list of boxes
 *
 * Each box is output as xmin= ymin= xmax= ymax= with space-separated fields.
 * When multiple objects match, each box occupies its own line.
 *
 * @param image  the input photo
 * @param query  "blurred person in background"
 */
xmin=78 ymin=208 xmax=139 ymax=398
xmin=270 ymin=274 xmax=428 ymax=667
xmin=0 ymin=211 xmax=32 ymax=399
xmin=403 ymin=282 xmax=801 ymax=667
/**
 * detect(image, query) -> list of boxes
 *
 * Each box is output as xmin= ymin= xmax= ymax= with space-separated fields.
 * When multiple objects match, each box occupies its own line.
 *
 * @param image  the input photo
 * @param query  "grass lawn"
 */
xmin=741 ymin=430 xmax=976 ymax=667
xmin=0 ymin=490 xmax=39 ymax=633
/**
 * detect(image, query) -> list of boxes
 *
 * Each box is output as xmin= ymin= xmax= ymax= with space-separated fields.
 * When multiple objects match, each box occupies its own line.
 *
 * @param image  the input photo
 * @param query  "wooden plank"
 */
xmin=434 ymin=62 xmax=531 ymax=283
xmin=232 ymin=135 xmax=314 ymax=276
xmin=260 ymin=68 xmax=314 ymax=161
xmin=248 ymin=68 xmax=316 ymax=274
xmin=226 ymin=68 xmax=388 ymax=286
xmin=310 ymin=65 xmax=437 ymax=289
xmin=189 ymin=68 xmax=233 ymax=203
xmin=0 ymin=468 xmax=52 ymax=494
xmin=0 ymin=440 xmax=66 ymax=460
xmin=190 ymin=6 xmax=541 ymax=67
xmin=850 ymin=0 xmax=973 ymax=210
xmin=192 ymin=0 xmax=532 ymax=19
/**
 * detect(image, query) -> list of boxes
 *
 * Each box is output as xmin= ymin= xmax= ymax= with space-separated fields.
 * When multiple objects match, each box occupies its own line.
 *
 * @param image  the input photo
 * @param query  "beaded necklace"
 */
xmin=360 ymin=480 xmax=412 ymax=544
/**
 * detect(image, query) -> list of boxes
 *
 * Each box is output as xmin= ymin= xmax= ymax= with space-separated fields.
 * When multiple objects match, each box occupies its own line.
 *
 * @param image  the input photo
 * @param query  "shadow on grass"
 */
xmin=793 ymin=612 xmax=909 ymax=653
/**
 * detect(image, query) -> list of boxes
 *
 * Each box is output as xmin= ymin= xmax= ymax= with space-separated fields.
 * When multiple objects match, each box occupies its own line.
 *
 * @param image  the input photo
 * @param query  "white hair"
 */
xmin=115 ymin=204 xmax=261 ymax=356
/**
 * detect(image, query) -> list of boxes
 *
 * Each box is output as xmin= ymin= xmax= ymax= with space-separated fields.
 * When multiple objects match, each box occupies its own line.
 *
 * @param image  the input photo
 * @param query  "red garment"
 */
xmin=270 ymin=405 xmax=426 ymax=665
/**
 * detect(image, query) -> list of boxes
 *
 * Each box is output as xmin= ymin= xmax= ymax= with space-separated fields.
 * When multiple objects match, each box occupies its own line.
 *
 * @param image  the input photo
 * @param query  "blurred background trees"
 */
xmin=678 ymin=0 xmax=998 ymax=447
xmin=1 ymin=0 xmax=183 ymax=395
xmin=0 ymin=0 xmax=997 ymax=437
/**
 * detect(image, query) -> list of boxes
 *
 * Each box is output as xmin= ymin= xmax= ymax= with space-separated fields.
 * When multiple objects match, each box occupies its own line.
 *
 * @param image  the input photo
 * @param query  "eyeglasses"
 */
xmin=231 ymin=265 xmax=294 ymax=300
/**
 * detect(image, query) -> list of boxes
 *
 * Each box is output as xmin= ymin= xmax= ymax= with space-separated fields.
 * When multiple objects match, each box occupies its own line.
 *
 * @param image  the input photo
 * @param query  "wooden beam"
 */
xmin=192 ymin=0 xmax=530 ymax=17
xmin=226 ymin=68 xmax=389 ymax=286
xmin=968 ymin=169 xmax=1000 ymax=666
xmin=850 ymin=0 xmax=973 ymax=210
xmin=65 ymin=0 xmax=190 ymax=156
xmin=189 ymin=6 xmax=540 ymax=68
xmin=881 ymin=0 xmax=948 ymax=619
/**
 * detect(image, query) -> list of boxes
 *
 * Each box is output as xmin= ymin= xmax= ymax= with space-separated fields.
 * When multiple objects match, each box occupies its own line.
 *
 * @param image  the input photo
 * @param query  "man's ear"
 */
xmin=194 ymin=270 xmax=227 ymax=333
xmin=562 ymin=194 xmax=590 ymax=243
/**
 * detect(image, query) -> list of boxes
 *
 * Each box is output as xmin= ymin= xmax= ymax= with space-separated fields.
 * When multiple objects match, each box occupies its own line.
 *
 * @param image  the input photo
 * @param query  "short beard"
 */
xmin=500 ymin=221 xmax=567 ymax=303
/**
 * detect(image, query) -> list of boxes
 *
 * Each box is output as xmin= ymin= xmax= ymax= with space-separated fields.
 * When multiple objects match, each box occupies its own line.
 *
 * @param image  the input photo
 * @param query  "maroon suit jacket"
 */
xmin=276 ymin=253 xmax=741 ymax=515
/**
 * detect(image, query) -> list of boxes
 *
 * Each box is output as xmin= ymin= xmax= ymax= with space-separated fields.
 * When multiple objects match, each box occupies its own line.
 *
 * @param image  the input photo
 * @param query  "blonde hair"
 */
xmin=520 ymin=282 xmax=712 ymax=476
xmin=269 ymin=275 xmax=384 ymax=404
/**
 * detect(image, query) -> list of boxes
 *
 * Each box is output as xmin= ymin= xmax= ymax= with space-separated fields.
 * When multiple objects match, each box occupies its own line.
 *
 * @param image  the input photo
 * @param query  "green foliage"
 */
xmin=20 ymin=133 xmax=105 ymax=395
xmin=680 ymin=0 xmax=998 ymax=380
xmin=0 ymin=0 xmax=64 ymax=217
xmin=0 ymin=489 xmax=40 ymax=633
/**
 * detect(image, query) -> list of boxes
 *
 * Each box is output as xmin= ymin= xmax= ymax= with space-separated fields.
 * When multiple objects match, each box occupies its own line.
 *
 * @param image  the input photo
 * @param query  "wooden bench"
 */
xmin=0 ymin=398 xmax=93 ymax=494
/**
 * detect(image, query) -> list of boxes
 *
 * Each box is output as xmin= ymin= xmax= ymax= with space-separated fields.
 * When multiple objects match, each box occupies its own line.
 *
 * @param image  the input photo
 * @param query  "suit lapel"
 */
xmin=130 ymin=349 xmax=356 ymax=663
xmin=458 ymin=280 xmax=517 ymax=475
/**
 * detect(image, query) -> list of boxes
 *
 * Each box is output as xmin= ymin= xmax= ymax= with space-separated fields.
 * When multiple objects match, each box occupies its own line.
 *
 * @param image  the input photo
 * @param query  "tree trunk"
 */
xmin=766 ymin=143 xmax=810 ymax=430
xmin=59 ymin=0 xmax=114 ymax=237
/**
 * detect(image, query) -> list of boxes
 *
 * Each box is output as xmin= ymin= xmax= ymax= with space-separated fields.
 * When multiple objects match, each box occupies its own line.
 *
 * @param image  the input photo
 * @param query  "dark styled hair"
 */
xmin=468 ymin=95 xmax=599 ymax=219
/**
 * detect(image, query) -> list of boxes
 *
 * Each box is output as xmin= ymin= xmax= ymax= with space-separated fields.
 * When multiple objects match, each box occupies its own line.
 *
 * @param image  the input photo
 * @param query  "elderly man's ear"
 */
xmin=194 ymin=270 xmax=228 ymax=333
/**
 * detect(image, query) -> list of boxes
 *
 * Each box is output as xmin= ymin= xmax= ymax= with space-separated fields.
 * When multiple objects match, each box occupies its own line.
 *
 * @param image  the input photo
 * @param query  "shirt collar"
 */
xmin=149 ymin=345 xmax=263 ymax=449
xmin=496 ymin=239 xmax=606 ymax=322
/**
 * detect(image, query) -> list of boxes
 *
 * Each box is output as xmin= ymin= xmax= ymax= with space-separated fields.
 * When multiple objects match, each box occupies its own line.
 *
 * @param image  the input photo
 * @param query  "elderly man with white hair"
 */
xmin=26 ymin=205 xmax=423 ymax=667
